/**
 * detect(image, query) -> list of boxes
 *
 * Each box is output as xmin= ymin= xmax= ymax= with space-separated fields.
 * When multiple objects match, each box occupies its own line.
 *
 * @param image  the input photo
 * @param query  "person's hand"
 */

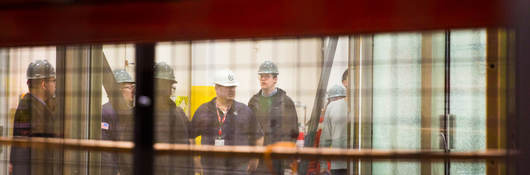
xmin=247 ymin=158 xmax=259 ymax=172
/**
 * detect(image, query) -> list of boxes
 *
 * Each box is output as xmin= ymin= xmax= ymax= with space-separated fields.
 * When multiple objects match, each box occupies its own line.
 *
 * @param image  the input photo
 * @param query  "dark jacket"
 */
xmin=154 ymin=98 xmax=191 ymax=175
xmin=101 ymin=102 xmax=122 ymax=175
xmin=190 ymin=98 xmax=263 ymax=175
xmin=111 ymin=98 xmax=191 ymax=175
xmin=11 ymin=93 xmax=57 ymax=175
xmin=248 ymin=88 xmax=299 ymax=145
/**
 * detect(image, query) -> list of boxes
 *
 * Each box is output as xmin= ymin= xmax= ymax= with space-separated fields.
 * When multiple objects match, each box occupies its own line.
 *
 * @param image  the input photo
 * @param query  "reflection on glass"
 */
xmin=373 ymin=33 xmax=422 ymax=174
xmin=0 ymin=29 xmax=499 ymax=175
xmin=450 ymin=29 xmax=487 ymax=175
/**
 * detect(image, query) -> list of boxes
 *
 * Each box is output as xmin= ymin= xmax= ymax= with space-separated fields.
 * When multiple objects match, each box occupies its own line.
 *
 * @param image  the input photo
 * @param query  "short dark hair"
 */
xmin=27 ymin=79 xmax=43 ymax=89
xmin=342 ymin=69 xmax=348 ymax=82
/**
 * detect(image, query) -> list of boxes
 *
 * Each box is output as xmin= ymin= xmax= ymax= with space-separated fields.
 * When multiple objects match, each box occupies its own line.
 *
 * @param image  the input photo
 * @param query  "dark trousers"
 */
xmin=251 ymin=159 xmax=283 ymax=175
xmin=330 ymin=169 xmax=347 ymax=175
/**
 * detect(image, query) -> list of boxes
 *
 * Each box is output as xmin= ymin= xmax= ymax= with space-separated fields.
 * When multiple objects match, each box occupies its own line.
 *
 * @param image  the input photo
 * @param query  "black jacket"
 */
xmin=191 ymin=98 xmax=263 ymax=175
xmin=11 ymin=93 xmax=58 ymax=175
xmin=248 ymin=88 xmax=299 ymax=145
xmin=114 ymin=98 xmax=191 ymax=175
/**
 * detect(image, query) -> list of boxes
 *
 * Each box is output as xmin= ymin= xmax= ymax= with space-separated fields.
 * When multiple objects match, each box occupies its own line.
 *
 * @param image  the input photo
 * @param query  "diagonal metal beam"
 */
xmin=299 ymin=36 xmax=338 ymax=174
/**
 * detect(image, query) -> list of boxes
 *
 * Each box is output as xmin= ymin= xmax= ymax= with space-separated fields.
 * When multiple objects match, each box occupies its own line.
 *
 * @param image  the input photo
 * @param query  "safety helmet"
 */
xmin=213 ymin=69 xmax=239 ymax=87
xmin=154 ymin=62 xmax=177 ymax=83
xmin=257 ymin=60 xmax=279 ymax=75
xmin=113 ymin=69 xmax=134 ymax=83
xmin=27 ymin=60 xmax=56 ymax=80
xmin=327 ymin=84 xmax=346 ymax=99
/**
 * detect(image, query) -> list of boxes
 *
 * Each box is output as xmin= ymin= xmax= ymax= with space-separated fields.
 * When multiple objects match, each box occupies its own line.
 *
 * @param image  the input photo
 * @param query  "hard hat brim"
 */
xmin=214 ymin=82 xmax=239 ymax=87
xmin=257 ymin=72 xmax=279 ymax=75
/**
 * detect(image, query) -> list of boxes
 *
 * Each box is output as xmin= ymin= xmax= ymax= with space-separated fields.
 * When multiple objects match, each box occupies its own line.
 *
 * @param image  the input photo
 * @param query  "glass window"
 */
xmin=0 ymin=28 xmax=503 ymax=175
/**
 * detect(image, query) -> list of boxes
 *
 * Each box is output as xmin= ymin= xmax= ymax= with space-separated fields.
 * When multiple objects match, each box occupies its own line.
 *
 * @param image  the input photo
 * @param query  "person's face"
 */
xmin=120 ymin=82 xmax=135 ymax=103
xmin=155 ymin=79 xmax=175 ymax=98
xmin=44 ymin=77 xmax=56 ymax=98
xmin=215 ymin=85 xmax=236 ymax=101
xmin=259 ymin=74 xmax=277 ymax=90
xmin=171 ymin=84 xmax=177 ymax=96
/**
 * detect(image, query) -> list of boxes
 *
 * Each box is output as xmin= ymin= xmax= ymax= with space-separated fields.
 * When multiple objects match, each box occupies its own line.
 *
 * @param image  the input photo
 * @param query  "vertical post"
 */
xmin=512 ymin=0 xmax=530 ymax=173
xmin=55 ymin=46 xmax=67 ymax=175
xmin=134 ymin=43 xmax=155 ymax=175
xmin=359 ymin=35 xmax=373 ymax=175
xmin=443 ymin=30 xmax=451 ymax=175
xmin=486 ymin=28 xmax=507 ymax=175
xmin=88 ymin=45 xmax=103 ymax=175
xmin=351 ymin=35 xmax=360 ymax=175
xmin=421 ymin=32 xmax=434 ymax=175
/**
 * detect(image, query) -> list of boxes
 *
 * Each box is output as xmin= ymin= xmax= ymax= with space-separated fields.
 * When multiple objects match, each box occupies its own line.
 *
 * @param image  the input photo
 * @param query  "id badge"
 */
xmin=215 ymin=139 xmax=225 ymax=146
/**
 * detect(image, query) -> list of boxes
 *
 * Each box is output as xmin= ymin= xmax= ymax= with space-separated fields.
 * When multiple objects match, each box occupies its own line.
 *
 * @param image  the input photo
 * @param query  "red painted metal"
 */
xmin=0 ymin=0 xmax=506 ymax=46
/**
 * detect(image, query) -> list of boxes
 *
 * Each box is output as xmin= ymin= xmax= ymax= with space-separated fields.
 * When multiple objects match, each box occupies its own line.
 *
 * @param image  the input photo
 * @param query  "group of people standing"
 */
xmin=98 ymin=60 xmax=300 ymax=175
xmin=11 ymin=59 xmax=349 ymax=175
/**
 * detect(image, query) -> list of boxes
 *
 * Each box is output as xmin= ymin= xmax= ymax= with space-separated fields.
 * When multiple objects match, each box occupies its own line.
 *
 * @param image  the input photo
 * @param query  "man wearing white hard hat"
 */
xmin=190 ymin=69 xmax=263 ymax=175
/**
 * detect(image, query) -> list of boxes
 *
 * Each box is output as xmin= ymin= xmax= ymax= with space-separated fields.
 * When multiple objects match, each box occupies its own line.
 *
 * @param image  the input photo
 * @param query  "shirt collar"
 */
xmin=261 ymin=87 xmax=278 ymax=97
xmin=29 ymin=93 xmax=47 ymax=106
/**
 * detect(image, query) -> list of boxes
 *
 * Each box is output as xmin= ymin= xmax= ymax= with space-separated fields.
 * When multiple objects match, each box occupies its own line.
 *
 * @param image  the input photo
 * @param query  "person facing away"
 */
xmin=101 ymin=69 xmax=135 ymax=175
xmin=109 ymin=62 xmax=191 ymax=175
xmin=319 ymin=70 xmax=350 ymax=175
xmin=153 ymin=62 xmax=192 ymax=175
xmin=190 ymin=69 xmax=264 ymax=175
xmin=306 ymin=84 xmax=347 ymax=174
xmin=247 ymin=61 xmax=298 ymax=175
xmin=11 ymin=60 xmax=58 ymax=175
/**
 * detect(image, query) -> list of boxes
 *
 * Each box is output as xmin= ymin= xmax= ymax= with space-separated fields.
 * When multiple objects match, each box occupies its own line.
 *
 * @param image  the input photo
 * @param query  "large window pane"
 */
xmin=450 ymin=29 xmax=487 ymax=175
xmin=372 ymin=33 xmax=422 ymax=175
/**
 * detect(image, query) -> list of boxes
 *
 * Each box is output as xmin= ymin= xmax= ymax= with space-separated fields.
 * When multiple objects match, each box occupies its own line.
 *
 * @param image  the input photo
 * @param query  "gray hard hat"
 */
xmin=327 ymin=84 xmax=346 ymax=99
xmin=258 ymin=60 xmax=279 ymax=75
xmin=113 ymin=69 xmax=134 ymax=83
xmin=27 ymin=60 xmax=56 ymax=79
xmin=154 ymin=62 xmax=177 ymax=83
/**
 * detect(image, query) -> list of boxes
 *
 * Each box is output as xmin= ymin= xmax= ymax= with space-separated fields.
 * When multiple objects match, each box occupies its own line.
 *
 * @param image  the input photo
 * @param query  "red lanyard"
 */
xmin=216 ymin=104 xmax=230 ymax=137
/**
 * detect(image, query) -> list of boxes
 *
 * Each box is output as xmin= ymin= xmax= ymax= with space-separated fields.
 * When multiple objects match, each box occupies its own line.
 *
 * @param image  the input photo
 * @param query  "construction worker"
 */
xmin=11 ymin=60 xmax=58 ymax=175
xmin=319 ymin=70 xmax=349 ymax=175
xmin=307 ymin=84 xmax=347 ymax=174
xmin=152 ymin=62 xmax=191 ymax=175
xmin=326 ymin=85 xmax=347 ymax=104
xmin=190 ymin=69 xmax=263 ymax=175
xmin=101 ymin=69 xmax=135 ymax=175
xmin=110 ymin=62 xmax=191 ymax=175
xmin=248 ymin=61 xmax=298 ymax=175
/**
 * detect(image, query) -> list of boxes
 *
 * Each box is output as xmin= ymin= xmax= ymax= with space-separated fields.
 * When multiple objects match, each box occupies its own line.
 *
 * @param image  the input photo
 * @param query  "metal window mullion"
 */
xmin=359 ymin=34 xmax=374 ymax=175
xmin=134 ymin=43 xmax=155 ymax=175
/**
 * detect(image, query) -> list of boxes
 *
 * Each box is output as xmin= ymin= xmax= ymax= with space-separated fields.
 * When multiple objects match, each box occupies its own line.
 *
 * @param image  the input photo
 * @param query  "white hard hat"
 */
xmin=213 ymin=69 xmax=239 ymax=87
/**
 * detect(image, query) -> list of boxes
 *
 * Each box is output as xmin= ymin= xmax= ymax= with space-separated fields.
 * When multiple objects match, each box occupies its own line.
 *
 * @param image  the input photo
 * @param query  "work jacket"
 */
xmin=248 ymin=88 xmax=299 ymax=145
xmin=11 ymin=93 xmax=59 ymax=175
